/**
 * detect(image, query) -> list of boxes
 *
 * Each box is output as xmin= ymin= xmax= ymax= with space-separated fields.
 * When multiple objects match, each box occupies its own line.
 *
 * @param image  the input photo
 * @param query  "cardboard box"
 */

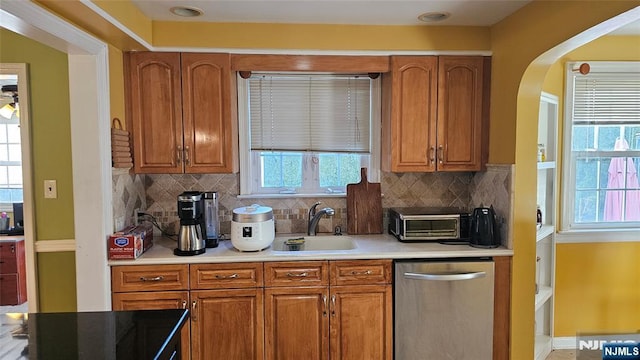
xmin=108 ymin=223 xmax=154 ymax=260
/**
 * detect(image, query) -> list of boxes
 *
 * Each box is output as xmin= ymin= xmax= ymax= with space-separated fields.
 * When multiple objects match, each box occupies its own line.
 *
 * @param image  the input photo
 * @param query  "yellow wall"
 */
xmin=555 ymin=243 xmax=640 ymax=336
xmin=541 ymin=34 xmax=640 ymax=337
xmin=0 ymin=29 xmax=77 ymax=311
xmin=153 ymin=22 xmax=491 ymax=51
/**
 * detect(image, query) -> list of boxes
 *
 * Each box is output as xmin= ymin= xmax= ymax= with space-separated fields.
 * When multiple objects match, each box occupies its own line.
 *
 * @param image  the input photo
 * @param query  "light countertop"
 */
xmin=0 ymin=236 xmax=24 ymax=243
xmin=108 ymin=234 xmax=513 ymax=266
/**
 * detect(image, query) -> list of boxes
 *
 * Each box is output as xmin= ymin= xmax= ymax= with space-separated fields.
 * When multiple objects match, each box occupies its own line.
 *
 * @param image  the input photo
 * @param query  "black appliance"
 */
xmin=174 ymin=191 xmax=206 ymax=256
xmin=469 ymin=206 xmax=500 ymax=248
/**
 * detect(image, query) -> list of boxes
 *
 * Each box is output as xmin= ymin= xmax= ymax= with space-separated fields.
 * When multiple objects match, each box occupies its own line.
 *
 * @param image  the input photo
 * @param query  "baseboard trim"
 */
xmin=553 ymin=337 xmax=576 ymax=349
xmin=35 ymin=239 xmax=76 ymax=252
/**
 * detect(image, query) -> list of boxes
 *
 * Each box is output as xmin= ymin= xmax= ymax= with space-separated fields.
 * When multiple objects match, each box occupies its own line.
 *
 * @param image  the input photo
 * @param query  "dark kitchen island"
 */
xmin=3 ymin=309 xmax=189 ymax=359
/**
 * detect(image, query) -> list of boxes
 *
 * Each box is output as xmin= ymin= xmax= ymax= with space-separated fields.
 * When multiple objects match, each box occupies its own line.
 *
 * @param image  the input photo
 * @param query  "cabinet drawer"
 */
xmin=112 ymin=291 xmax=190 ymax=311
xmin=0 ymin=243 xmax=18 ymax=273
xmin=330 ymin=260 xmax=392 ymax=286
xmin=111 ymin=265 xmax=189 ymax=292
xmin=0 ymin=273 xmax=19 ymax=305
xmin=190 ymin=263 xmax=263 ymax=289
xmin=265 ymin=261 xmax=329 ymax=287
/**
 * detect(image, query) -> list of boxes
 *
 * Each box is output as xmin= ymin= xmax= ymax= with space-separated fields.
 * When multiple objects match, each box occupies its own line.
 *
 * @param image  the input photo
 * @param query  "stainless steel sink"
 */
xmin=272 ymin=236 xmax=356 ymax=251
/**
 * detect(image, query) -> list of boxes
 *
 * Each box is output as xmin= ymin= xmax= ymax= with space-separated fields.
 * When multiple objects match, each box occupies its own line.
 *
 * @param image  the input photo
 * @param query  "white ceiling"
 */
xmin=131 ymin=0 xmax=534 ymax=26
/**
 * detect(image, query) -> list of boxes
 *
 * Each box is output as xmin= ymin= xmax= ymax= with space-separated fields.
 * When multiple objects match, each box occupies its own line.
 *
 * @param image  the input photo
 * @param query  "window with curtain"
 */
xmin=562 ymin=62 xmax=640 ymax=230
xmin=238 ymin=73 xmax=380 ymax=196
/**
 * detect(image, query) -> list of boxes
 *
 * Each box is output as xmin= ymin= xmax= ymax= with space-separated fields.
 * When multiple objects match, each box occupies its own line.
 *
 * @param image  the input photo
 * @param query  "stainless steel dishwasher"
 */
xmin=395 ymin=259 xmax=494 ymax=360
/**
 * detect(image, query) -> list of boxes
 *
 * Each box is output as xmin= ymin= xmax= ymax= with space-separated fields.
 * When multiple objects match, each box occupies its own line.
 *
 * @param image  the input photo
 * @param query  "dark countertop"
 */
xmin=4 ymin=309 xmax=189 ymax=359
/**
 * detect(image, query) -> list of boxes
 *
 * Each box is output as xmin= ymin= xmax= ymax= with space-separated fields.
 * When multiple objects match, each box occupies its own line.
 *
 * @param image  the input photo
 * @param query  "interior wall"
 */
xmin=541 ymin=34 xmax=640 ymax=337
xmin=0 ymin=28 xmax=77 ymax=311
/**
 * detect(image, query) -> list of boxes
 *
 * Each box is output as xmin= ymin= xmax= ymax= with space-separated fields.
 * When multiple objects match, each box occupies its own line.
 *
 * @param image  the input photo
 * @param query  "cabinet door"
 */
xmin=112 ymin=291 xmax=190 ymax=360
xmin=128 ymin=52 xmax=183 ymax=173
xmin=265 ymin=287 xmax=329 ymax=360
xmin=382 ymin=56 xmax=438 ymax=172
xmin=181 ymin=53 xmax=238 ymax=173
xmin=437 ymin=56 xmax=485 ymax=171
xmin=191 ymin=289 xmax=264 ymax=360
xmin=330 ymin=285 xmax=392 ymax=360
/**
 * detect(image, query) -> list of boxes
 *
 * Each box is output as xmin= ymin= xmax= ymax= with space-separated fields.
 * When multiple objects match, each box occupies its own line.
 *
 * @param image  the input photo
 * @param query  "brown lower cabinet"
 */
xmin=112 ymin=257 xmax=508 ymax=360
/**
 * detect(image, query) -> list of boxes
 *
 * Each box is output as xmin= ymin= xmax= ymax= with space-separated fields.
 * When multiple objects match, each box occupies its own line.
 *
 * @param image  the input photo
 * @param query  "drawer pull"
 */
xmin=215 ymin=273 xmax=239 ymax=280
xmin=139 ymin=276 xmax=164 ymax=282
xmin=286 ymin=272 xmax=308 ymax=278
xmin=350 ymin=270 xmax=372 ymax=276
xmin=180 ymin=300 xmax=187 ymax=309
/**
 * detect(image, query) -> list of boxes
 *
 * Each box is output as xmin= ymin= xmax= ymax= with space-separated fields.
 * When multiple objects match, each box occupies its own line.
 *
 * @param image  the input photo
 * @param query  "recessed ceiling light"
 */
xmin=170 ymin=6 xmax=203 ymax=17
xmin=418 ymin=12 xmax=451 ymax=23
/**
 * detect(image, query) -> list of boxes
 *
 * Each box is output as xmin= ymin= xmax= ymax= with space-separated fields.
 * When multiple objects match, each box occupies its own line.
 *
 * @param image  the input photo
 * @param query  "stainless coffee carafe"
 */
xmin=203 ymin=192 xmax=220 ymax=248
xmin=174 ymin=191 xmax=206 ymax=256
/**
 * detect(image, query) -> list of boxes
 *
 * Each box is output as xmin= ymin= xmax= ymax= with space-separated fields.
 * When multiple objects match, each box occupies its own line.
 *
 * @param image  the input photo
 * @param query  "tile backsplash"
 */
xmin=112 ymin=165 xmax=513 ymax=247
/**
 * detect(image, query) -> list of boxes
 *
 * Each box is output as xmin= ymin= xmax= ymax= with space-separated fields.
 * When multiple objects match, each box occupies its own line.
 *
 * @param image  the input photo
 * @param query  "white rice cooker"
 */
xmin=231 ymin=204 xmax=275 ymax=251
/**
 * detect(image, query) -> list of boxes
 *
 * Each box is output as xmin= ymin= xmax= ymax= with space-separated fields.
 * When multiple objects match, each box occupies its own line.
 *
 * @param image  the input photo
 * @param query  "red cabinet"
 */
xmin=0 ymin=238 xmax=27 ymax=305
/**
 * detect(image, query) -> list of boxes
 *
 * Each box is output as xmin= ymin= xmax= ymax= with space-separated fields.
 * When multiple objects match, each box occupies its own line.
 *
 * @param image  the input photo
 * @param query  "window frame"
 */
xmin=560 ymin=61 xmax=640 ymax=234
xmin=237 ymin=72 xmax=381 ymax=198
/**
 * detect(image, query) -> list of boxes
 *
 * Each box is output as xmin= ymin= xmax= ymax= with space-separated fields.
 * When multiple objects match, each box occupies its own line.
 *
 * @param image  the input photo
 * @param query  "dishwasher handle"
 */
xmin=403 ymin=271 xmax=487 ymax=281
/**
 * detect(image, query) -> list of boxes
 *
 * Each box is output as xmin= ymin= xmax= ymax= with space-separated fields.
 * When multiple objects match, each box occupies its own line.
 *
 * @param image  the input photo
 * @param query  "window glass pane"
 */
xmin=625 ymin=127 xmax=640 ymax=149
xmin=0 ymin=189 xmax=9 ymax=202
xmin=8 ymin=144 xmax=21 ymax=162
xmin=576 ymin=159 xmax=598 ymax=190
xmin=8 ymin=166 xmax=22 ymax=185
xmin=10 ymin=188 xmax=23 ymax=203
xmin=0 ymin=124 xmax=7 ymax=143
xmin=572 ymin=125 xmax=595 ymax=151
xmin=574 ymin=190 xmax=598 ymax=223
xmin=7 ymin=124 xmax=20 ymax=143
xmin=260 ymin=152 xmax=302 ymax=188
xmin=0 ymin=144 xmax=7 ymax=162
xmin=597 ymin=126 xmax=621 ymax=150
xmin=318 ymin=153 xmax=361 ymax=187
xmin=0 ymin=166 xmax=7 ymax=185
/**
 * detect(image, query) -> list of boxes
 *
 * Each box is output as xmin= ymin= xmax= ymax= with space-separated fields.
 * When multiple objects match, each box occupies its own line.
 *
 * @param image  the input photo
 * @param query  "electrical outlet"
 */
xmin=44 ymin=180 xmax=57 ymax=199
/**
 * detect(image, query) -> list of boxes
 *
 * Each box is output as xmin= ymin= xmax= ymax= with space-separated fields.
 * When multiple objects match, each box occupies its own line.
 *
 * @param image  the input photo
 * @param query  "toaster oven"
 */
xmin=388 ymin=207 xmax=470 ymax=242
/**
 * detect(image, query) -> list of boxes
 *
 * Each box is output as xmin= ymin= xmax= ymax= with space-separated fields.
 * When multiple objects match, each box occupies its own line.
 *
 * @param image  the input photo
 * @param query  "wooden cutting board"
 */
xmin=347 ymin=168 xmax=383 ymax=234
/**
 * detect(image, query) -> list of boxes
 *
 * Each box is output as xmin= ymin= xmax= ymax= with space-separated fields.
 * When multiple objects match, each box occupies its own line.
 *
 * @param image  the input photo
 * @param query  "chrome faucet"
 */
xmin=307 ymin=202 xmax=335 ymax=236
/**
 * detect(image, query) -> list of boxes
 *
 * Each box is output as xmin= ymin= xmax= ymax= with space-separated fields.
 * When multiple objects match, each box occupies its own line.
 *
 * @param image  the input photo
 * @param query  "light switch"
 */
xmin=44 ymin=180 xmax=57 ymax=199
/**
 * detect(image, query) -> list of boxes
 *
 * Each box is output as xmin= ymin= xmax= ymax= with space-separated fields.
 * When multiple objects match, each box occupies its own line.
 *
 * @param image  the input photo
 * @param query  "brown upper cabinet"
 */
xmin=126 ymin=52 xmax=238 ymax=174
xmin=381 ymin=55 xmax=489 ymax=172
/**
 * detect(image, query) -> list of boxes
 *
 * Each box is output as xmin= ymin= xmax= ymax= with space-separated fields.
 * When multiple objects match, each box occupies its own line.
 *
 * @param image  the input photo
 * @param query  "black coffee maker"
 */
xmin=174 ymin=191 xmax=206 ymax=256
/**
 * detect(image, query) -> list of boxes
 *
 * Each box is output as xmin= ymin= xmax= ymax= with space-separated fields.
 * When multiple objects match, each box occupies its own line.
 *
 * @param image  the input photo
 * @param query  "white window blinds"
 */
xmin=573 ymin=73 xmax=640 ymax=125
xmin=248 ymin=74 xmax=371 ymax=153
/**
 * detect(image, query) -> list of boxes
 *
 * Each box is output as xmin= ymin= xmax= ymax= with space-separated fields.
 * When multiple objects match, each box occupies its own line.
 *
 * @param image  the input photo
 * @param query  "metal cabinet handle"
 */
xmin=180 ymin=300 xmax=187 ymax=309
xmin=10 ymin=245 xmax=15 ymax=253
xmin=322 ymin=295 xmax=328 ymax=317
xmin=403 ymin=271 xmax=486 ymax=281
xmin=139 ymin=276 xmax=164 ymax=282
xmin=176 ymin=145 xmax=182 ymax=164
xmin=330 ymin=295 xmax=336 ymax=317
xmin=438 ymin=145 xmax=444 ymax=164
xmin=429 ymin=146 xmax=436 ymax=164
xmin=184 ymin=145 xmax=190 ymax=165
xmin=286 ymin=272 xmax=308 ymax=278
xmin=215 ymin=273 xmax=239 ymax=279
xmin=350 ymin=270 xmax=372 ymax=276
xmin=191 ymin=300 xmax=198 ymax=321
